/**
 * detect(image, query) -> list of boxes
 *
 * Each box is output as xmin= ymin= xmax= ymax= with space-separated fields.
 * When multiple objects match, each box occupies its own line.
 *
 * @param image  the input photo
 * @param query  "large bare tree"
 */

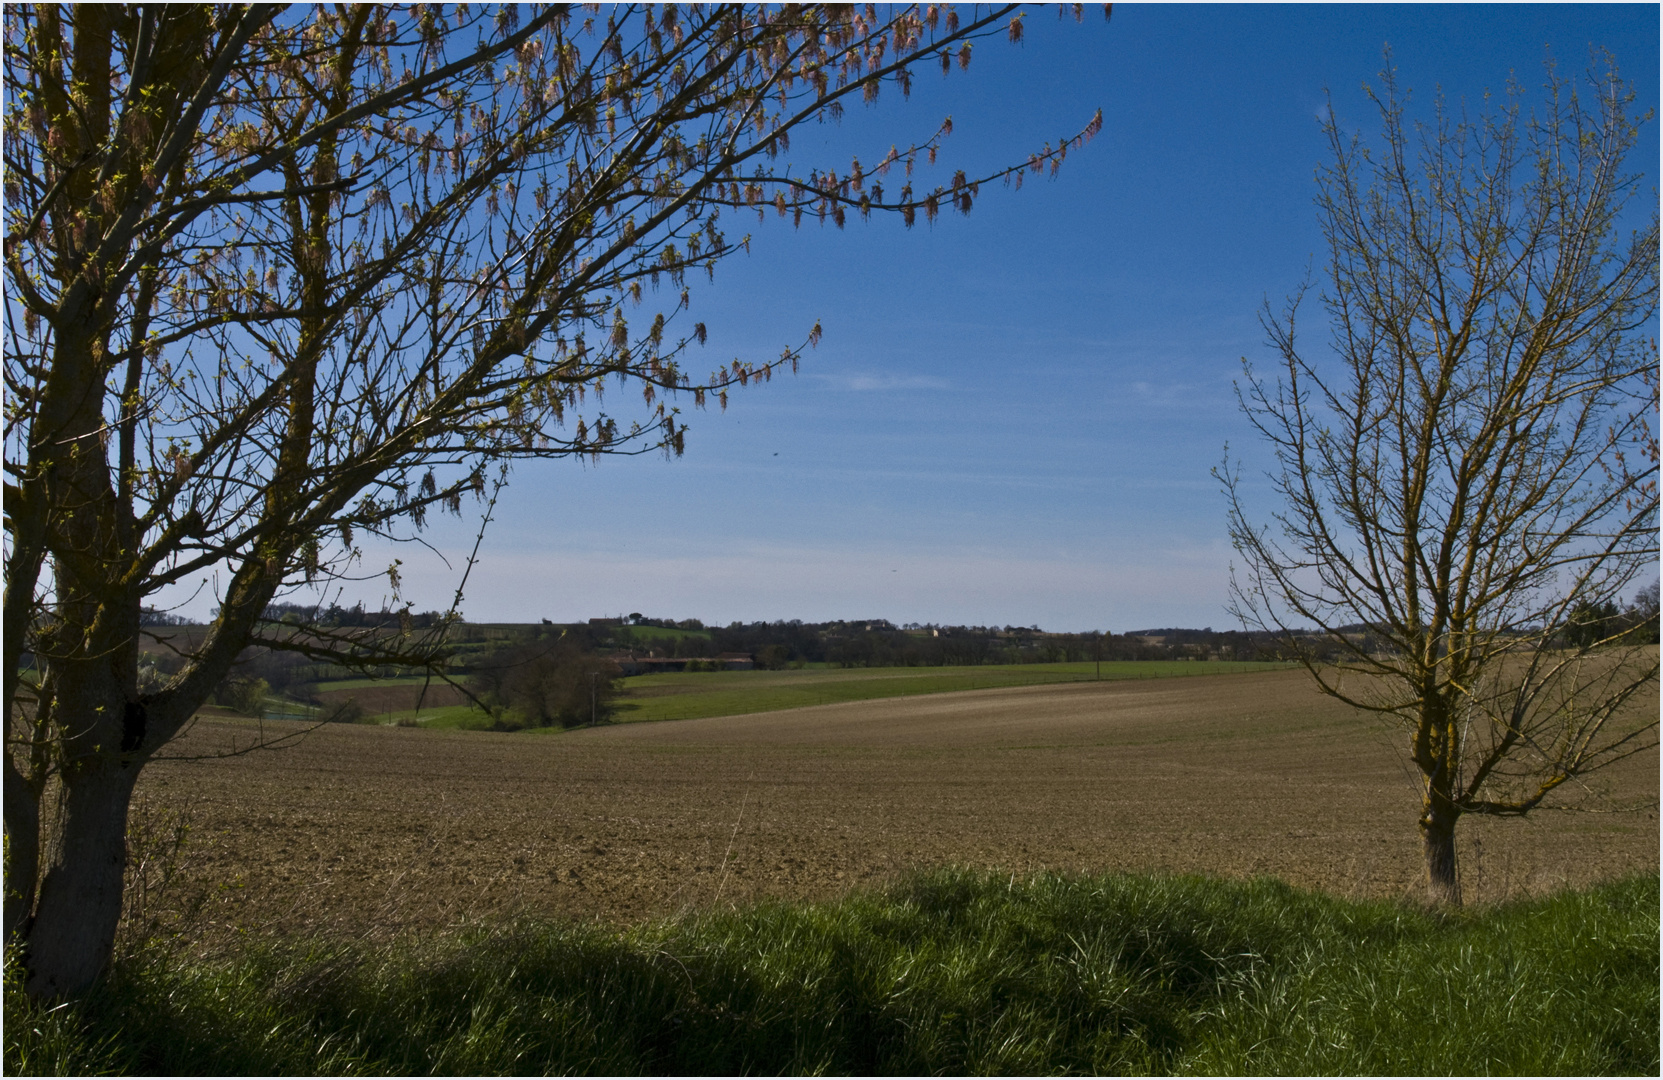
xmin=1222 ymin=56 xmax=1659 ymax=906
xmin=3 ymin=3 xmax=1106 ymax=997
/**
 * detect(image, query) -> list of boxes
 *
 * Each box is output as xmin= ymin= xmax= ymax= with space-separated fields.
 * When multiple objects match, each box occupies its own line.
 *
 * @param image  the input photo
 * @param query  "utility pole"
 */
xmin=589 ymin=670 xmax=600 ymax=726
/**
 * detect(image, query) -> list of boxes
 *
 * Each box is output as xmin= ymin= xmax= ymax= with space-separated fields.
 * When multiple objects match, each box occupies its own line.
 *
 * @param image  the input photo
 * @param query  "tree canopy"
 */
xmin=3 ymin=3 xmax=1105 ymax=997
xmin=1222 ymin=54 xmax=1659 ymax=905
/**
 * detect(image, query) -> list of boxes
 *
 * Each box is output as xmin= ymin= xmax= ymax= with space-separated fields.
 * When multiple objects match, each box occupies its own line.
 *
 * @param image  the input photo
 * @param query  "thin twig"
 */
xmin=712 ymin=781 xmax=752 ymax=906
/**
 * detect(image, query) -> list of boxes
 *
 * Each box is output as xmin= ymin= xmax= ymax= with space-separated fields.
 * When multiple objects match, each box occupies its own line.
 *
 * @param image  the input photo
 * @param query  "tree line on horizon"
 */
xmin=138 ymin=586 xmax=1661 ymax=678
xmin=626 ymin=617 xmax=1284 ymax=667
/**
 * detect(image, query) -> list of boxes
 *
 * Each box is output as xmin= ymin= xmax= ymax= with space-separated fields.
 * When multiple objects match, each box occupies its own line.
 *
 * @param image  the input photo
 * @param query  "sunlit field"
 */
xmin=132 ymin=667 xmax=1656 ymax=940
xmin=9 ymin=666 xmax=1654 ymax=1076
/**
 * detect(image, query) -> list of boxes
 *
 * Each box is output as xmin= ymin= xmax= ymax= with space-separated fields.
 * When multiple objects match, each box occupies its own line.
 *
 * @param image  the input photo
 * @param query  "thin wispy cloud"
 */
xmin=811 ymin=372 xmax=953 ymax=392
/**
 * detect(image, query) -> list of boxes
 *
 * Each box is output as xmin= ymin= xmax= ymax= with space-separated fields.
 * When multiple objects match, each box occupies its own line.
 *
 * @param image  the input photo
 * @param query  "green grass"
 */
xmin=313 ymin=661 xmax=1291 ymax=730
xmin=8 ymin=871 xmax=1655 ymax=1076
xmin=392 ymin=704 xmax=484 ymax=728
xmin=618 ymin=624 xmax=711 ymax=643
xmin=607 ymin=660 xmax=1285 ymax=725
xmin=412 ymin=660 xmax=1287 ymax=730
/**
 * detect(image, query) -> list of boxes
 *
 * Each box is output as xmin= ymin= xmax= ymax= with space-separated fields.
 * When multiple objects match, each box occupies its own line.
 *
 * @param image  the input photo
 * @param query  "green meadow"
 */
xmin=598 ymin=660 xmax=1280 ymax=727
xmin=9 ymin=870 xmax=1655 ymax=1076
xmin=395 ymin=659 xmax=1287 ymax=729
xmin=179 ymin=661 xmax=1291 ymax=731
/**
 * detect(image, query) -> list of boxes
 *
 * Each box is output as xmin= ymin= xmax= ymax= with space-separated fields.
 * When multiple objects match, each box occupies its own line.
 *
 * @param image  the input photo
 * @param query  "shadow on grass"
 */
xmin=7 ymin=870 xmax=1658 ymax=1076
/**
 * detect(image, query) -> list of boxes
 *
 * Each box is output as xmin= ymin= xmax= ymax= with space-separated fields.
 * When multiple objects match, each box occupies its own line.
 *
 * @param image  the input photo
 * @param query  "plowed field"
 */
xmin=310 ymin=680 xmax=469 ymax=719
xmin=132 ymin=668 xmax=1657 ymax=947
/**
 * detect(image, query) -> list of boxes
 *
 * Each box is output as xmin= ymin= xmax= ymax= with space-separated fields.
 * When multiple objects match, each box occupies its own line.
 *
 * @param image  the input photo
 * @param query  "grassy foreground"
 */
xmin=8 ymin=871 xmax=1656 ymax=1076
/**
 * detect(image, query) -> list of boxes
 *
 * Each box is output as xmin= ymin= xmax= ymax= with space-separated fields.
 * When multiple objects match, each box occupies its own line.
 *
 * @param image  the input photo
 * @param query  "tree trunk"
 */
xmin=22 ymin=755 xmax=141 ymax=999
xmin=1420 ymin=806 xmax=1462 ymax=907
xmin=3 ymin=756 xmax=43 ymax=945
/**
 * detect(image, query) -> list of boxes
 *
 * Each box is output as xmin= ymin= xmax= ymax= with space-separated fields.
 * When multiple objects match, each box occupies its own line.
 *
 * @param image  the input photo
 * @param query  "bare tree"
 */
xmin=1221 ymin=55 xmax=1659 ymax=906
xmin=3 ymin=3 xmax=1106 ymax=996
xmin=469 ymin=636 xmax=623 ymax=729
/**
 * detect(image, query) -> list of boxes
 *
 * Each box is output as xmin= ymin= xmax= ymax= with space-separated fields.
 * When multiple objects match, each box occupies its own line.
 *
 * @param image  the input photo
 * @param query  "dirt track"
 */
xmin=133 ymin=669 xmax=1658 ymax=946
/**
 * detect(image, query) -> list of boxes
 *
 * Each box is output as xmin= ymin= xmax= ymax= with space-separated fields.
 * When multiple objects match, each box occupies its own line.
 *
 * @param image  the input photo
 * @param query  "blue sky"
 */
xmin=349 ymin=3 xmax=1658 ymax=633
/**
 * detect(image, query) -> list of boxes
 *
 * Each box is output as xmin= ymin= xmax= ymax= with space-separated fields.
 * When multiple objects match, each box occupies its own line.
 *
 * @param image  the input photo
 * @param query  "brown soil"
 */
xmin=133 ymin=669 xmax=1658 ymax=948
xmin=311 ymin=681 xmax=469 ymax=717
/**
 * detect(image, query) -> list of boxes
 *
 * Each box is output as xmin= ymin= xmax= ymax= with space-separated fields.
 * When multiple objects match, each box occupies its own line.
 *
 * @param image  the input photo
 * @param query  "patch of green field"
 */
xmin=618 ymin=623 xmax=711 ymax=643
xmin=10 ymin=872 xmax=1655 ymax=1076
xmin=338 ymin=661 xmax=1289 ymax=731
xmin=384 ymin=704 xmax=481 ymax=728
xmin=609 ymin=660 xmax=1286 ymax=725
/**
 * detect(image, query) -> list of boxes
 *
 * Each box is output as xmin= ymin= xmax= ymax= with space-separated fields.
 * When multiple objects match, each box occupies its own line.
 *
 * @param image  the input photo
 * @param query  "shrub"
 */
xmin=468 ymin=639 xmax=621 ymax=727
xmin=321 ymin=697 xmax=367 ymax=724
xmin=214 ymin=676 xmax=269 ymax=716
